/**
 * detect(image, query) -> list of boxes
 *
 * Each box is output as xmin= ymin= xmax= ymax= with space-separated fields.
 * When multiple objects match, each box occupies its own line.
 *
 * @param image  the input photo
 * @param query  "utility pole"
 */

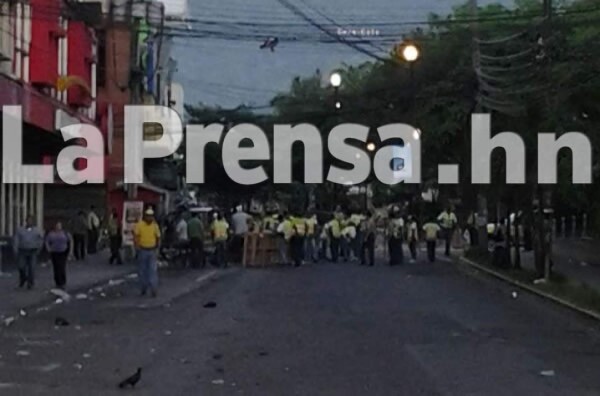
xmin=469 ymin=0 xmax=488 ymax=250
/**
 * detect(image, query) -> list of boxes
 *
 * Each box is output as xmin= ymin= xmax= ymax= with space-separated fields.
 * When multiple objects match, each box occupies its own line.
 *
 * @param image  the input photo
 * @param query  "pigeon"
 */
xmin=203 ymin=301 xmax=217 ymax=309
xmin=118 ymin=367 xmax=142 ymax=389
xmin=54 ymin=317 xmax=69 ymax=327
xmin=260 ymin=37 xmax=279 ymax=51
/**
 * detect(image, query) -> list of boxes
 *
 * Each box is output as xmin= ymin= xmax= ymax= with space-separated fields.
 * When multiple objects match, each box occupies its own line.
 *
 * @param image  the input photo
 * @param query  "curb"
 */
xmin=458 ymin=256 xmax=600 ymax=322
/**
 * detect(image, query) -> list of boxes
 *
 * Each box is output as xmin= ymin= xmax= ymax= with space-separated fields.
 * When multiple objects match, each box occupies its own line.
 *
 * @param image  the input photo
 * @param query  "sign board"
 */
xmin=392 ymin=143 xmax=413 ymax=180
xmin=122 ymin=201 xmax=144 ymax=246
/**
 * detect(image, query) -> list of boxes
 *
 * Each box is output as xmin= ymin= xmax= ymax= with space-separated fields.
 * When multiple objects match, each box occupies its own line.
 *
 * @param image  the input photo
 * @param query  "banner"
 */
xmin=122 ymin=201 xmax=144 ymax=246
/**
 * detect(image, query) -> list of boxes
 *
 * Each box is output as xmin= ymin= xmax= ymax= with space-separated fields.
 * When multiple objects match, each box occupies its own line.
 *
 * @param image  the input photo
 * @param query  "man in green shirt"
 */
xmin=187 ymin=213 xmax=205 ymax=268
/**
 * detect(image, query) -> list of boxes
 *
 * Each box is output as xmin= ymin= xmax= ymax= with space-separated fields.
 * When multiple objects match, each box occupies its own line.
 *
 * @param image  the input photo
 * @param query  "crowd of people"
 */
xmin=163 ymin=203 xmax=461 ymax=270
xmin=10 ymin=202 xmax=462 ymax=299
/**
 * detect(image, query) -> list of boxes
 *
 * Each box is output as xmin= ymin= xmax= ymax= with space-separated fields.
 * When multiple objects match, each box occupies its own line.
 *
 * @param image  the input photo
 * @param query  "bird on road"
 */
xmin=260 ymin=37 xmax=279 ymax=52
xmin=118 ymin=368 xmax=142 ymax=389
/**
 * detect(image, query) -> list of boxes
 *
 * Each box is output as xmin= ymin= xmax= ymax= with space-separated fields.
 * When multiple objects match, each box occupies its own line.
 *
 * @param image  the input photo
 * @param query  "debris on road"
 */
xmin=108 ymin=279 xmax=125 ymax=286
xmin=3 ymin=317 xmax=15 ymax=327
xmin=213 ymin=353 xmax=223 ymax=360
xmin=50 ymin=288 xmax=71 ymax=302
xmin=75 ymin=293 xmax=88 ymax=300
xmin=55 ymin=298 xmax=63 ymax=305
xmin=16 ymin=350 xmax=30 ymax=357
xmin=203 ymin=301 xmax=217 ymax=309
xmin=39 ymin=363 xmax=61 ymax=372
xmin=19 ymin=309 xmax=27 ymax=317
xmin=55 ymin=317 xmax=70 ymax=327
xmin=82 ymin=353 xmax=91 ymax=359
xmin=211 ymin=379 xmax=225 ymax=385
xmin=540 ymin=370 xmax=556 ymax=377
xmin=73 ymin=363 xmax=83 ymax=371
xmin=511 ymin=292 xmax=518 ymax=299
xmin=164 ymin=330 xmax=172 ymax=336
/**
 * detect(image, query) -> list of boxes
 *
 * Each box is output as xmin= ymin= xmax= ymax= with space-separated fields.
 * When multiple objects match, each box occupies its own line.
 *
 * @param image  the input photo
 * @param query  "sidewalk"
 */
xmin=0 ymin=250 xmax=134 ymax=319
xmin=514 ymin=238 xmax=600 ymax=291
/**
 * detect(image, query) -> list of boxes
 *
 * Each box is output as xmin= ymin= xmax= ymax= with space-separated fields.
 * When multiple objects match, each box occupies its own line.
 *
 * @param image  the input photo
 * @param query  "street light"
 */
xmin=335 ymin=101 xmax=342 ymax=109
xmin=413 ymin=128 xmax=421 ymax=140
xmin=402 ymin=44 xmax=419 ymax=62
xmin=330 ymin=72 xmax=342 ymax=88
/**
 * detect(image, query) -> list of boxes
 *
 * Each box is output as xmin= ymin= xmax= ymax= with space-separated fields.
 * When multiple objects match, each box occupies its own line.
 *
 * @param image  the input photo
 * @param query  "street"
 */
xmin=1 ymin=254 xmax=599 ymax=395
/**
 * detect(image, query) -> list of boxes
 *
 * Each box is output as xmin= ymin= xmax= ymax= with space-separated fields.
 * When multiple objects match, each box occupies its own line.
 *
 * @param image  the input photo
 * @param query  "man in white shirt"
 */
xmin=87 ymin=205 xmax=100 ymax=254
xmin=437 ymin=206 xmax=457 ymax=256
xmin=175 ymin=217 xmax=189 ymax=244
xmin=231 ymin=205 xmax=251 ymax=261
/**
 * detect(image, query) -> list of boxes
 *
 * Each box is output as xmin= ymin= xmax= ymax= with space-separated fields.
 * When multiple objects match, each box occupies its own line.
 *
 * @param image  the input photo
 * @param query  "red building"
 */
xmin=0 ymin=0 xmax=172 ymax=239
xmin=0 ymin=0 xmax=99 ymax=236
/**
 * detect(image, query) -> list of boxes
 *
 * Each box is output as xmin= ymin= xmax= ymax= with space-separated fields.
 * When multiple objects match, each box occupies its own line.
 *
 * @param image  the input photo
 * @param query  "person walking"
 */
xmin=361 ymin=211 xmax=377 ymax=267
xmin=87 ymin=205 xmax=100 ymax=254
xmin=107 ymin=209 xmax=123 ymax=265
xmin=45 ymin=221 xmax=70 ymax=289
xmin=211 ymin=212 xmax=230 ymax=268
xmin=133 ymin=208 xmax=161 ymax=297
xmin=13 ymin=216 xmax=44 ymax=289
xmin=422 ymin=219 xmax=441 ymax=262
xmin=407 ymin=215 xmax=419 ymax=262
xmin=187 ymin=212 xmax=205 ymax=268
xmin=71 ymin=211 xmax=87 ymax=261
xmin=387 ymin=206 xmax=404 ymax=266
xmin=437 ymin=206 xmax=457 ymax=257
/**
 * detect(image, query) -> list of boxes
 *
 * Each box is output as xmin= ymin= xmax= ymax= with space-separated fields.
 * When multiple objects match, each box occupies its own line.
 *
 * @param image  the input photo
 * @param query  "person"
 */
xmin=341 ymin=220 xmax=357 ymax=262
xmin=422 ymin=219 xmax=441 ymax=262
xmin=133 ymin=208 xmax=161 ymax=297
xmin=107 ymin=209 xmax=123 ymax=265
xmin=349 ymin=211 xmax=364 ymax=262
xmin=211 ymin=212 xmax=230 ymax=268
xmin=407 ymin=215 xmax=419 ymax=262
xmin=175 ymin=215 xmax=189 ymax=256
xmin=187 ymin=212 xmax=205 ymax=268
xmin=326 ymin=215 xmax=342 ymax=262
xmin=387 ymin=206 xmax=404 ymax=266
xmin=45 ymin=221 xmax=70 ymax=289
xmin=71 ymin=211 xmax=87 ymax=261
xmin=275 ymin=212 xmax=290 ymax=265
xmin=304 ymin=211 xmax=319 ymax=263
xmin=13 ymin=216 xmax=44 ymax=289
xmin=361 ymin=211 xmax=377 ymax=267
xmin=437 ymin=206 xmax=457 ymax=256
xmin=230 ymin=205 xmax=251 ymax=261
xmin=87 ymin=205 xmax=100 ymax=254
xmin=290 ymin=212 xmax=307 ymax=267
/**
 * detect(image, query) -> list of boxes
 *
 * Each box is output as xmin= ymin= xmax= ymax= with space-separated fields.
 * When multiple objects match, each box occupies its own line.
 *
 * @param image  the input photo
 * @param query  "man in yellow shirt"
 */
xmin=133 ymin=208 xmax=161 ymax=297
xmin=422 ymin=218 xmax=441 ymax=262
xmin=290 ymin=212 xmax=307 ymax=267
xmin=304 ymin=211 xmax=319 ymax=263
xmin=210 ymin=212 xmax=230 ymax=268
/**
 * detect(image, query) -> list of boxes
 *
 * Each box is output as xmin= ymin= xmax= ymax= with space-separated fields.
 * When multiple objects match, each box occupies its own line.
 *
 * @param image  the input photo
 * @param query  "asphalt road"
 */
xmin=1 ymin=255 xmax=600 ymax=395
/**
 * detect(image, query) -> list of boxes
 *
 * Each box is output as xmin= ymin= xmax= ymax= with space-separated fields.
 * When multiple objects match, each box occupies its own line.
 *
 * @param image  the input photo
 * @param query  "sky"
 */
xmin=171 ymin=0 xmax=507 ymax=110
